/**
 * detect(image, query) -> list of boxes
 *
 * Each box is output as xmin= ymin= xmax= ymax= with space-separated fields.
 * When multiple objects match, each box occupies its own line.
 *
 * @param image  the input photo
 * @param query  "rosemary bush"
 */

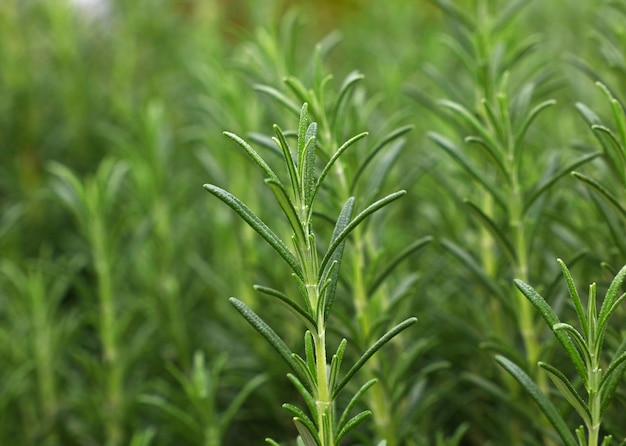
xmin=2 ymin=0 xmax=626 ymax=445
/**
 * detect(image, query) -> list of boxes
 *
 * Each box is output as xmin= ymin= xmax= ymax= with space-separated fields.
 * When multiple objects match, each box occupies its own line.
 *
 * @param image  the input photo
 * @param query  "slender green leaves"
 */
xmin=496 ymin=355 xmax=578 ymax=446
xmin=203 ymin=184 xmax=303 ymax=278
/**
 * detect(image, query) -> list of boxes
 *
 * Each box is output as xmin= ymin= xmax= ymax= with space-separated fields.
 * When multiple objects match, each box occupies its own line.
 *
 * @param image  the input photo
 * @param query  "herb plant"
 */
xmin=498 ymin=259 xmax=626 ymax=446
xmin=204 ymin=103 xmax=416 ymax=445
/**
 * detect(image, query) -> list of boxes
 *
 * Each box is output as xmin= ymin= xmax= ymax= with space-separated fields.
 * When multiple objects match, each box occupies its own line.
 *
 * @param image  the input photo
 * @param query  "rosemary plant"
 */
xmin=497 ymin=259 xmax=626 ymax=446
xmin=203 ymin=103 xmax=416 ymax=445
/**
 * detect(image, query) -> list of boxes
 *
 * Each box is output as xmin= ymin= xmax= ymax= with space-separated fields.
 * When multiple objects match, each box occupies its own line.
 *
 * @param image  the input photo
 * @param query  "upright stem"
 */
xmin=300 ymin=206 xmax=334 ymax=445
xmin=91 ymin=210 xmax=122 ymax=446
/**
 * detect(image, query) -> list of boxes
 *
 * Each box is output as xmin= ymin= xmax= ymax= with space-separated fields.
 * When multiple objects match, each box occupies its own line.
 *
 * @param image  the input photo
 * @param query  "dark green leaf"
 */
xmin=428 ymin=132 xmax=506 ymax=208
xmin=265 ymin=178 xmax=307 ymax=244
xmin=312 ymin=132 xmax=368 ymax=208
xmin=328 ymin=339 xmax=348 ymax=393
xmin=320 ymin=190 xmax=407 ymax=274
xmin=229 ymin=298 xmax=306 ymax=384
xmin=524 ymin=152 xmax=600 ymax=212
xmin=352 ymin=125 xmax=414 ymax=191
xmin=221 ymin=374 xmax=268 ymax=432
xmin=336 ymin=378 xmax=377 ymax=430
xmin=321 ymin=197 xmax=354 ymax=320
xmin=334 ymin=317 xmax=417 ymax=397
xmin=514 ymin=99 xmax=557 ymax=149
xmin=223 ymin=131 xmax=279 ymax=181
xmin=598 ymin=264 xmax=626 ymax=332
xmin=539 ymin=362 xmax=591 ymax=426
xmin=272 ymin=125 xmax=300 ymax=202
xmin=287 ymin=373 xmax=318 ymax=421
xmin=331 ymin=70 xmax=364 ymax=123
xmin=442 ymin=239 xmax=506 ymax=299
xmin=514 ymin=279 xmax=587 ymax=379
xmin=254 ymin=84 xmax=300 ymax=116
xmin=303 ymin=123 xmax=317 ymax=210
xmin=368 ymin=236 xmax=433 ymax=295
xmin=293 ymin=418 xmax=320 ymax=446
xmin=204 ymin=184 xmax=303 ymax=278
xmin=464 ymin=200 xmax=516 ymax=265
xmin=297 ymin=103 xmax=309 ymax=161
xmin=253 ymin=285 xmax=317 ymax=332
xmin=557 ymin=259 xmax=588 ymax=340
xmin=495 ymin=356 xmax=578 ymax=446
xmin=571 ymin=172 xmax=626 ymax=220
xmin=335 ymin=411 xmax=372 ymax=444
xmin=284 ymin=403 xmax=318 ymax=433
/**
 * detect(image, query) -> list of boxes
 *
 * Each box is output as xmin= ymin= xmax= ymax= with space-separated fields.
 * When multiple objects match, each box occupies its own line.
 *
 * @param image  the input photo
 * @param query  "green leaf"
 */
xmin=429 ymin=0 xmax=475 ymax=29
xmin=438 ymin=100 xmax=501 ymax=157
xmin=571 ymin=171 xmax=626 ymax=220
xmin=265 ymin=439 xmax=281 ymax=446
xmin=598 ymin=81 xmax=626 ymax=149
xmin=223 ymin=131 xmax=279 ymax=181
xmin=600 ymin=350 xmax=626 ymax=411
xmin=321 ymin=197 xmax=354 ymax=320
xmin=303 ymin=123 xmax=317 ymax=210
xmin=597 ymin=264 xmax=626 ymax=334
xmin=229 ymin=298 xmax=306 ymax=384
xmin=493 ymin=0 xmax=532 ymax=32
xmin=139 ymin=395 xmax=201 ymax=436
xmin=328 ymin=339 xmax=348 ymax=393
xmin=312 ymin=132 xmax=368 ymax=207
xmin=442 ymin=240 xmax=506 ymax=300
xmin=368 ymin=236 xmax=433 ymax=295
xmin=297 ymin=103 xmax=309 ymax=162
xmin=539 ymin=362 xmax=591 ymax=426
xmin=352 ymin=125 xmax=414 ymax=191
xmin=553 ymin=323 xmax=592 ymax=369
xmin=592 ymin=125 xmax=626 ymax=184
xmin=513 ymin=279 xmax=587 ymax=379
xmin=331 ymin=70 xmax=365 ymax=123
xmin=428 ymin=132 xmax=506 ymax=208
xmin=265 ymin=178 xmax=307 ymax=244
xmin=495 ymin=356 xmax=578 ymax=446
xmin=272 ymin=124 xmax=300 ymax=202
xmin=481 ymin=98 xmax=506 ymax=150
xmin=284 ymin=403 xmax=318 ymax=434
xmin=203 ymin=184 xmax=303 ymax=278
xmin=514 ymin=99 xmax=557 ymax=149
xmin=575 ymin=102 xmax=602 ymax=127
xmin=464 ymin=200 xmax=516 ymax=265
xmin=335 ymin=410 xmax=372 ymax=444
xmin=293 ymin=418 xmax=320 ymax=446
xmin=221 ymin=374 xmax=268 ymax=433
xmin=336 ymin=378 xmax=377 ymax=431
xmin=334 ymin=317 xmax=417 ymax=397
xmin=304 ymin=331 xmax=316 ymax=378
xmin=320 ymin=190 xmax=407 ymax=274
xmin=464 ymin=135 xmax=508 ymax=179
xmin=285 ymin=77 xmax=312 ymax=110
xmin=253 ymin=285 xmax=317 ymax=332
xmin=557 ymin=259 xmax=588 ymax=340
xmin=287 ymin=373 xmax=318 ymax=421
xmin=291 ymin=353 xmax=318 ymax=392
xmin=524 ymin=152 xmax=600 ymax=212
xmin=254 ymin=84 xmax=301 ymax=116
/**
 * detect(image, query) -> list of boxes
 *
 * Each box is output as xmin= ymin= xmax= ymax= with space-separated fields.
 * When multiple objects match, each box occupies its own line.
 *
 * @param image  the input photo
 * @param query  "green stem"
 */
xmin=314 ymin=326 xmax=334 ymax=446
xmin=91 ymin=213 xmax=122 ymax=446
xmin=30 ymin=270 xmax=56 ymax=422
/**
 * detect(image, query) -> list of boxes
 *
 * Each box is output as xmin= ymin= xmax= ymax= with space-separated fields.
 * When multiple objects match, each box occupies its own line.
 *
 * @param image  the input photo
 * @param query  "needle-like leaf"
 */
xmin=496 ymin=356 xmax=578 ymax=446
xmin=334 ymin=317 xmax=417 ymax=397
xmin=204 ymin=184 xmax=303 ymax=278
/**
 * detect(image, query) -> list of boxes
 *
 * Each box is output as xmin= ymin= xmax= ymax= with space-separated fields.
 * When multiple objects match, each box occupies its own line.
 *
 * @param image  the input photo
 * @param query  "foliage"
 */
xmin=1 ymin=0 xmax=626 ymax=445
